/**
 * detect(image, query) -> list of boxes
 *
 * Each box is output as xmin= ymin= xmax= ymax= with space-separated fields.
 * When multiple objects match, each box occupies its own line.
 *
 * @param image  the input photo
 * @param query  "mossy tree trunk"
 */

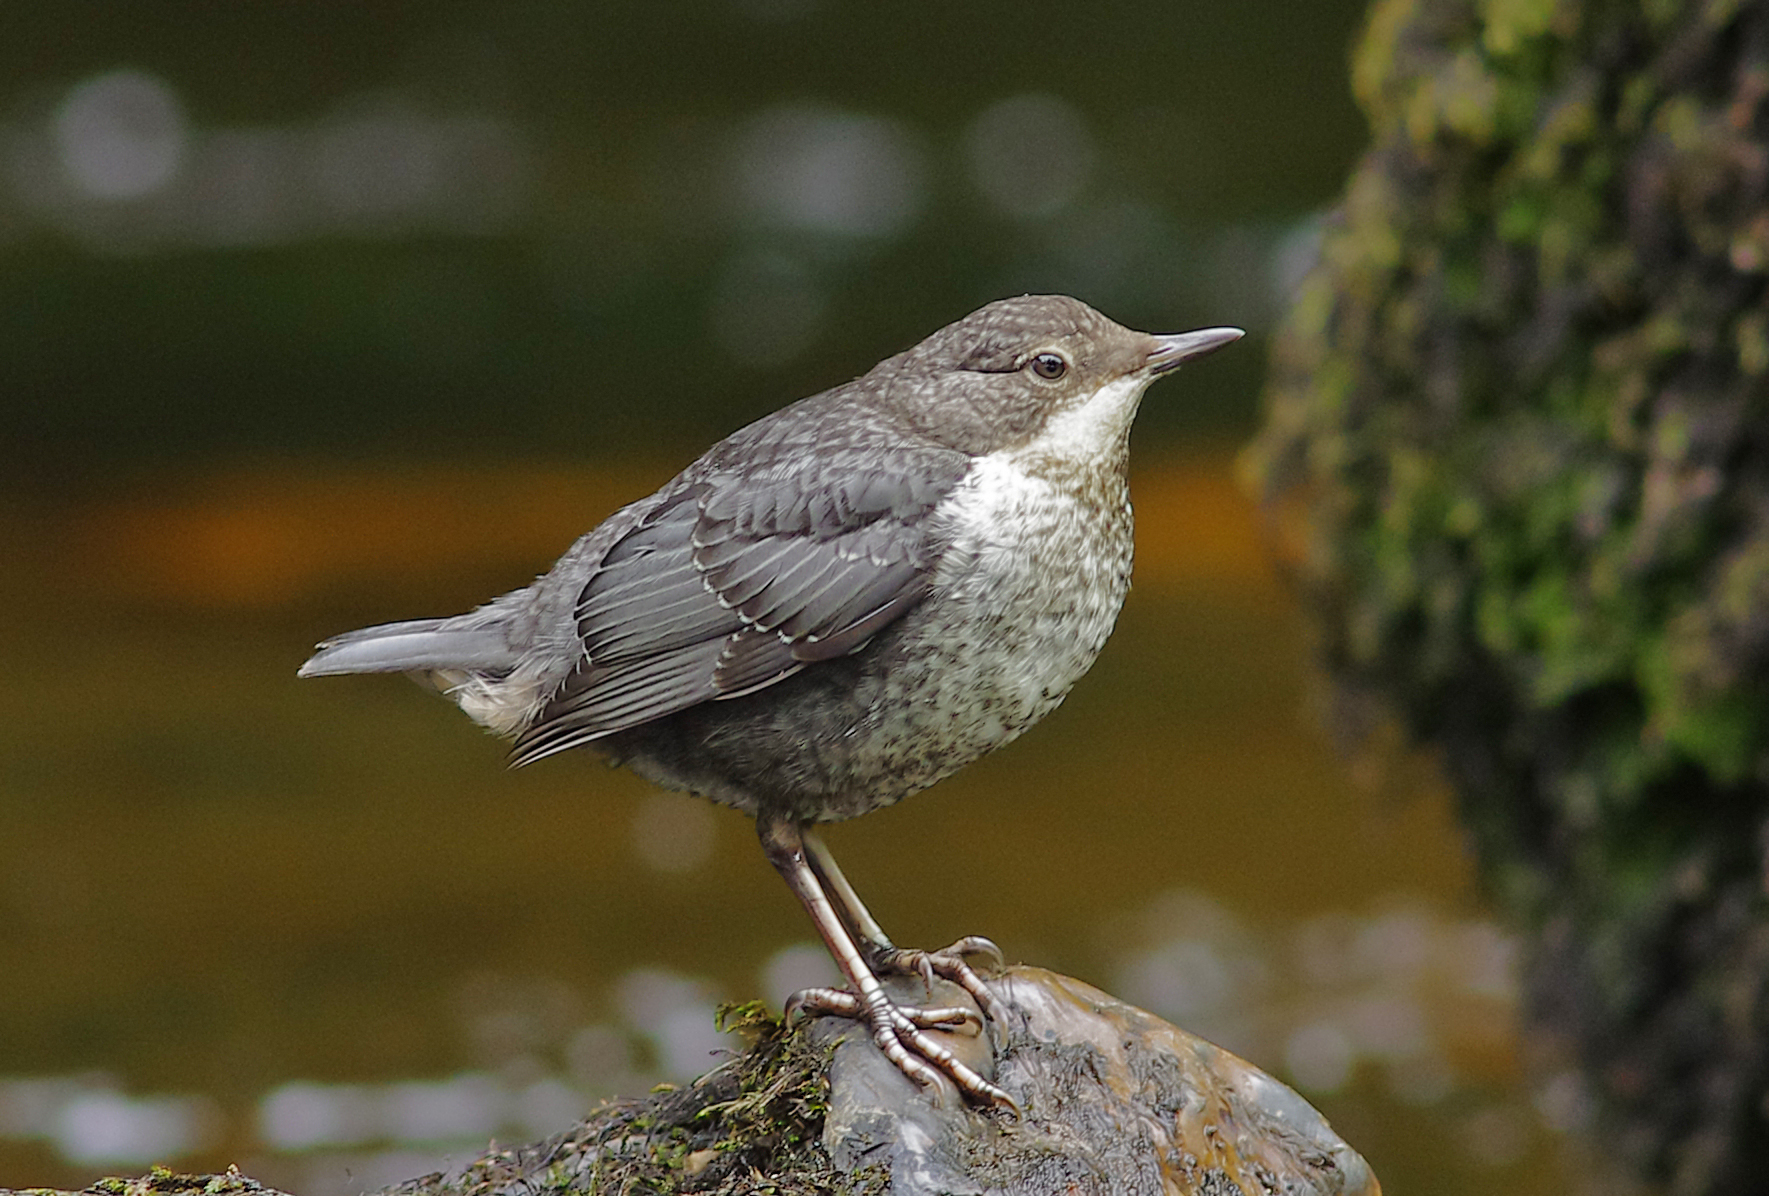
xmin=1250 ymin=0 xmax=1769 ymax=1192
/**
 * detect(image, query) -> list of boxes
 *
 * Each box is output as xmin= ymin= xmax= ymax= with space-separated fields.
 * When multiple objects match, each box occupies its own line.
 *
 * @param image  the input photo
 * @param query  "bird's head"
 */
xmin=873 ymin=294 xmax=1243 ymax=466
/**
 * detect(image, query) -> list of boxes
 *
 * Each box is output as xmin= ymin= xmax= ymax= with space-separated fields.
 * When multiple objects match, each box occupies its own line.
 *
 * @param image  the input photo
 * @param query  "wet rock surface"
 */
xmin=818 ymin=967 xmax=1378 ymax=1196
xmin=11 ymin=968 xmax=1377 ymax=1196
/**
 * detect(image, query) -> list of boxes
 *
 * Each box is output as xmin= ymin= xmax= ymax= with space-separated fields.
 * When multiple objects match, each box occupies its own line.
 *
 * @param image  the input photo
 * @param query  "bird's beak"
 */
xmin=1146 ymin=327 xmax=1245 ymax=374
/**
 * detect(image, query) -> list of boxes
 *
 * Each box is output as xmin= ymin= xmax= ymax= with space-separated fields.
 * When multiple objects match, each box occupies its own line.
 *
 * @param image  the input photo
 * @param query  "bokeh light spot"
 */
xmin=759 ymin=941 xmax=841 ymax=1007
xmin=963 ymin=93 xmax=1095 ymax=220
xmin=731 ymin=104 xmax=926 ymax=238
xmin=54 ymin=70 xmax=187 ymax=200
xmin=1284 ymin=1021 xmax=1355 ymax=1095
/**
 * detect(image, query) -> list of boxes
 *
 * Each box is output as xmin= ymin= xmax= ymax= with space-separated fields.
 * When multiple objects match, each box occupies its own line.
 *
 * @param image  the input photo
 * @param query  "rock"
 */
xmin=818 ymin=967 xmax=1378 ymax=1196
xmin=398 ymin=964 xmax=1376 ymax=1195
xmin=5 ymin=1165 xmax=299 ymax=1196
xmin=10 ymin=969 xmax=1377 ymax=1196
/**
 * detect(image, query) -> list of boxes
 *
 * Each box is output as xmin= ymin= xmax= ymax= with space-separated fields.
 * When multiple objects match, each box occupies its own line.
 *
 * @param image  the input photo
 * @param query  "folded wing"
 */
xmin=510 ymin=449 xmax=970 ymax=765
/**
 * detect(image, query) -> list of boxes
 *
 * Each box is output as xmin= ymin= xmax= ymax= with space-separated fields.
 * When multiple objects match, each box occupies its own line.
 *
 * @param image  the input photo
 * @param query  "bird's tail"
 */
xmin=298 ymin=617 xmax=517 ymax=678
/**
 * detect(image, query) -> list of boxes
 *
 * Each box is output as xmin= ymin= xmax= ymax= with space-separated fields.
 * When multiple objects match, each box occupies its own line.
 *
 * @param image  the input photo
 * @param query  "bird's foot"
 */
xmin=784 ymin=987 xmax=981 ymax=1033
xmin=784 ymin=984 xmax=1017 ymax=1112
xmin=871 ymin=935 xmax=1008 ymax=1024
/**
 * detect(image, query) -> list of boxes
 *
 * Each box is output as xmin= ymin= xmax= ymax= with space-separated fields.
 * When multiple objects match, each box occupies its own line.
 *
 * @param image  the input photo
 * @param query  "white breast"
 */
xmin=926 ymin=449 xmax=1134 ymax=735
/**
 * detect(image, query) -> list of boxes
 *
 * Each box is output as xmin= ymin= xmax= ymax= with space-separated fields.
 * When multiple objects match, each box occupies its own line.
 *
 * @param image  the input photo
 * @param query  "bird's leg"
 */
xmin=757 ymin=815 xmax=1014 ymax=1109
xmin=798 ymin=825 xmax=893 ymax=948
xmin=801 ymin=826 xmax=1006 ymax=1024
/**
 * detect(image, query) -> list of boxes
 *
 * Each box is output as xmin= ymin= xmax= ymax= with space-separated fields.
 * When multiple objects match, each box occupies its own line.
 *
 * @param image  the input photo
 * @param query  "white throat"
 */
xmin=1010 ymin=373 xmax=1152 ymax=468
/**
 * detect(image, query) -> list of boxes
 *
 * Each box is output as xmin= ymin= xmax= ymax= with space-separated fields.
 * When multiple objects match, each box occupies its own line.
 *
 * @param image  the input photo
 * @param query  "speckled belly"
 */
xmin=835 ymin=478 xmax=1134 ymax=807
xmin=606 ymin=458 xmax=1136 ymax=824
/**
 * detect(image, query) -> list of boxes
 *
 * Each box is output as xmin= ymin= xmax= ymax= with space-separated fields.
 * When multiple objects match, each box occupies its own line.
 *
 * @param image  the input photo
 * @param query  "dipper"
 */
xmin=301 ymin=295 xmax=1242 ymax=1107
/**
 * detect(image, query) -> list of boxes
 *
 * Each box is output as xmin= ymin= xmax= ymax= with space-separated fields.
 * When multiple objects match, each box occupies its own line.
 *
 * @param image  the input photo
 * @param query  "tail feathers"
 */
xmin=298 ymin=618 xmax=517 ymax=678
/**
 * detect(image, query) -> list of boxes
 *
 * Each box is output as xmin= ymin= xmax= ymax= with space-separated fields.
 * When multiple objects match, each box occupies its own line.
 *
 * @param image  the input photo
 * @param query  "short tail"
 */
xmin=298 ymin=617 xmax=517 ymax=677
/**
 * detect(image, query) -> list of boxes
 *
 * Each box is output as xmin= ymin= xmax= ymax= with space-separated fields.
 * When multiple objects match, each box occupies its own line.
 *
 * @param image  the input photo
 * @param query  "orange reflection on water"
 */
xmin=0 ymin=451 xmax=1559 ymax=1196
xmin=67 ymin=453 xmax=1275 ymax=611
xmin=71 ymin=462 xmax=678 ymax=608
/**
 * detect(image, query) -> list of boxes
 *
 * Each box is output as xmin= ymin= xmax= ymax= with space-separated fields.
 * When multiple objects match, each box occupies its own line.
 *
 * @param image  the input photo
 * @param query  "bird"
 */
xmin=299 ymin=294 xmax=1242 ymax=1108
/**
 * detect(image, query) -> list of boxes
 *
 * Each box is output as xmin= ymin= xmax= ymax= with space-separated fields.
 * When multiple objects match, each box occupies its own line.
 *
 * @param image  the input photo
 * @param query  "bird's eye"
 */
xmin=1030 ymin=353 xmax=1067 ymax=380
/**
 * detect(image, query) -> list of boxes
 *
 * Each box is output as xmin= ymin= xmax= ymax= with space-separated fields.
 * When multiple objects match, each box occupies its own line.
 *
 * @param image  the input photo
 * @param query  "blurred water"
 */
xmin=0 ymin=453 xmax=1571 ymax=1194
xmin=0 ymin=0 xmax=1364 ymax=465
xmin=0 ymin=896 xmax=1556 ymax=1196
xmin=0 ymin=895 xmax=1569 ymax=1195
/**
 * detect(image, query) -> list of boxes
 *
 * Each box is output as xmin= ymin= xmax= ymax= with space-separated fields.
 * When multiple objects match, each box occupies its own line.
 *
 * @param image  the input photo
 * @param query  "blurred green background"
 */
xmin=3 ymin=0 xmax=1360 ymax=471
xmin=1 ymin=3 xmax=1571 ymax=1193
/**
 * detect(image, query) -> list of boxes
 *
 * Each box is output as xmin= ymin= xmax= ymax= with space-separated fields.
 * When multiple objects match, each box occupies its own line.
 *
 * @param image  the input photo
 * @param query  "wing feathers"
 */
xmin=299 ymin=619 xmax=515 ymax=677
xmin=704 ymin=537 xmax=801 ymax=608
xmin=511 ymin=448 xmax=971 ymax=761
xmin=587 ymin=568 xmax=728 ymax=664
xmin=734 ymin=549 xmax=840 ymax=629
xmin=712 ymin=629 xmax=804 ymax=697
xmin=511 ymin=639 xmax=726 ymax=764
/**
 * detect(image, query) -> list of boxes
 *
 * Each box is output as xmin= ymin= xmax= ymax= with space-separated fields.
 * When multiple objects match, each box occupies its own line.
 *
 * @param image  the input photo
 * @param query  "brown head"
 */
xmin=864 ymin=294 xmax=1242 ymax=463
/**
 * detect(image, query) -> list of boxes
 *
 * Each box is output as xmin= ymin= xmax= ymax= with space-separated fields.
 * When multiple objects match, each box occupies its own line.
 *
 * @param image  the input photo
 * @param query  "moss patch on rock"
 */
xmin=385 ymin=1003 xmax=881 ymax=1196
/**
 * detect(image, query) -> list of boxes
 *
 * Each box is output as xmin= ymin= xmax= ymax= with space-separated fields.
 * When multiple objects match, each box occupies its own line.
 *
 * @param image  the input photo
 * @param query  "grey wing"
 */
xmin=508 ymin=452 xmax=971 ymax=766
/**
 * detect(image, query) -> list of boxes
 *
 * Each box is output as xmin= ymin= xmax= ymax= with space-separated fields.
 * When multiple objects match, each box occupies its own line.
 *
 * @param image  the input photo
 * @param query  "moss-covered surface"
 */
xmin=380 ymin=1004 xmax=881 ymax=1196
xmin=6 ymin=971 xmax=1383 ymax=1196
xmin=1249 ymin=0 xmax=1769 ymax=1190
xmin=3 ymin=1010 xmax=874 ymax=1196
xmin=1 ymin=1164 xmax=296 ymax=1196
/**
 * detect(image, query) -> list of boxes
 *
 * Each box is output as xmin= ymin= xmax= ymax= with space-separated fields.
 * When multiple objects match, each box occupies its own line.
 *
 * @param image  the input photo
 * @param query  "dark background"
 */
xmin=2 ymin=1 xmax=1361 ymax=473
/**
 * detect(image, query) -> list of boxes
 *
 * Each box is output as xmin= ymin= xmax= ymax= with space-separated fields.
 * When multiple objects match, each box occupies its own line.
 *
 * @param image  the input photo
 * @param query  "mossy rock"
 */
xmin=1248 ymin=0 xmax=1769 ymax=1190
xmin=13 ymin=972 xmax=1379 ymax=1196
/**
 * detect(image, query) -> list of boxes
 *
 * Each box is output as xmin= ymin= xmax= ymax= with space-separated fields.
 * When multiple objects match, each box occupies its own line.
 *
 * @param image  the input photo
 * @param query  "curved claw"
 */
xmin=875 ymin=940 xmax=1008 ymax=1026
xmin=783 ymin=985 xmax=1014 ymax=1109
xmin=784 ymin=985 xmax=851 ymax=1027
xmin=869 ymin=996 xmax=1016 ymax=1111
xmin=939 ymin=935 xmax=1005 ymax=969
xmin=763 ymin=820 xmax=1013 ymax=1111
xmin=911 ymin=1005 xmax=984 ymax=1033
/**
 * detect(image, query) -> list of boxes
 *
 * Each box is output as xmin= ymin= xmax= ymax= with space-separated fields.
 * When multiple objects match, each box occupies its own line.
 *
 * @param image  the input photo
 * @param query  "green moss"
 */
xmin=382 ymin=1009 xmax=878 ymax=1196
xmin=82 ymin=1167 xmax=285 ymax=1196
xmin=1480 ymin=0 xmax=1562 ymax=56
xmin=1248 ymin=0 xmax=1769 ymax=1186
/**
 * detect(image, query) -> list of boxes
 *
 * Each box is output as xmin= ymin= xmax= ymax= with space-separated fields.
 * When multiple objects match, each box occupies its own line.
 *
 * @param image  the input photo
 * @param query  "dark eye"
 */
xmin=1030 ymin=353 xmax=1067 ymax=380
